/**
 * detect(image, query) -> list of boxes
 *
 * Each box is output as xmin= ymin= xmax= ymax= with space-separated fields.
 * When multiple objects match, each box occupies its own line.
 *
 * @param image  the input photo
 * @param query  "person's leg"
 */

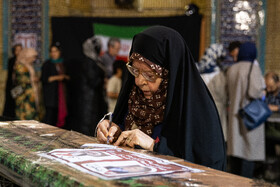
xmin=228 ymin=156 xmax=242 ymax=175
xmin=43 ymin=107 xmax=58 ymax=126
xmin=241 ymin=159 xmax=255 ymax=178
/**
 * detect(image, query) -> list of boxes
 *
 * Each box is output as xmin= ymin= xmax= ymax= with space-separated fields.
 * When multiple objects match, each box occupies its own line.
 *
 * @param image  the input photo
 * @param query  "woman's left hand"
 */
xmin=114 ymin=129 xmax=155 ymax=151
xmin=64 ymin=75 xmax=70 ymax=80
xmin=32 ymin=76 xmax=39 ymax=83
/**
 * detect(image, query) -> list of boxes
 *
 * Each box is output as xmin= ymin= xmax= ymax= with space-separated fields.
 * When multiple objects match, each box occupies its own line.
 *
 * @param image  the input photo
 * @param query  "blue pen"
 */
xmin=107 ymin=112 xmax=113 ymax=144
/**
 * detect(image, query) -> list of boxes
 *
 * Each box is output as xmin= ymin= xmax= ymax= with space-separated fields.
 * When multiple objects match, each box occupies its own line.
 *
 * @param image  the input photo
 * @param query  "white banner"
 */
xmin=14 ymin=33 xmax=37 ymax=49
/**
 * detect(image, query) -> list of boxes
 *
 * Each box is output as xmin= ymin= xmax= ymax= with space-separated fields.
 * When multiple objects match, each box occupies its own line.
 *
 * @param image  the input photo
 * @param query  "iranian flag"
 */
xmin=93 ymin=23 xmax=148 ymax=61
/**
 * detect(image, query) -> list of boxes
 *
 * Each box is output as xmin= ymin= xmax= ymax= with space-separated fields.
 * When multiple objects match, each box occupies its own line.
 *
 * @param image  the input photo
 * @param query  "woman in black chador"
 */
xmin=77 ymin=36 xmax=107 ymax=136
xmin=97 ymin=26 xmax=226 ymax=171
xmin=2 ymin=44 xmax=22 ymax=119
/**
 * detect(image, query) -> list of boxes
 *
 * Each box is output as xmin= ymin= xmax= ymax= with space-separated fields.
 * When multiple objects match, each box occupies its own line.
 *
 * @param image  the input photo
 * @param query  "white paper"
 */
xmin=39 ymin=144 xmax=203 ymax=180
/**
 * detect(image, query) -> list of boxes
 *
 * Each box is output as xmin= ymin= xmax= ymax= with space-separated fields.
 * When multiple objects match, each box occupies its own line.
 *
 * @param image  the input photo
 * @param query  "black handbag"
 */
xmin=238 ymin=63 xmax=272 ymax=131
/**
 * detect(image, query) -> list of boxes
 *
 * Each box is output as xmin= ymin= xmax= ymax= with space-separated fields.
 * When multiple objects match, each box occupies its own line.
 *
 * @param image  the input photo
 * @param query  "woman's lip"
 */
xmin=144 ymin=93 xmax=152 ymax=98
xmin=143 ymin=91 xmax=152 ymax=99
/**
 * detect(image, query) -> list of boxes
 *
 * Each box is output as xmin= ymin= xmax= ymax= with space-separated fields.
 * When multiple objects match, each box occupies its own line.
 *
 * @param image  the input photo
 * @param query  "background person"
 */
xmin=264 ymin=71 xmax=280 ymax=149
xmin=226 ymin=42 xmax=265 ymax=178
xmin=2 ymin=43 xmax=22 ymax=119
xmin=265 ymin=71 xmax=280 ymax=112
xmin=196 ymin=43 xmax=226 ymax=76
xmin=41 ymin=42 xmax=69 ymax=127
xmin=77 ymin=36 xmax=107 ymax=136
xmin=197 ymin=41 xmax=241 ymax=142
xmin=97 ymin=26 xmax=226 ymax=171
xmin=101 ymin=37 xmax=121 ymax=78
xmin=196 ymin=41 xmax=241 ymax=81
xmin=14 ymin=48 xmax=40 ymax=120
xmin=222 ymin=41 xmax=242 ymax=67
xmin=107 ymin=60 xmax=126 ymax=112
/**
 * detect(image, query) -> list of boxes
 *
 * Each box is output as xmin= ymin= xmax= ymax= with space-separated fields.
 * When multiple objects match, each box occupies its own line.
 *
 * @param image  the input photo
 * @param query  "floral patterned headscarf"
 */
xmin=125 ymin=53 xmax=168 ymax=136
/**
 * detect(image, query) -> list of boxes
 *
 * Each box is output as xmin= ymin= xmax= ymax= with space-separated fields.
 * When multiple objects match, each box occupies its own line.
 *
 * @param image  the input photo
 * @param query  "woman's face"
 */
xmin=14 ymin=45 xmax=22 ymax=57
xmin=265 ymin=77 xmax=278 ymax=93
xmin=50 ymin=46 xmax=61 ymax=60
xmin=229 ymin=48 xmax=239 ymax=62
xmin=133 ymin=60 xmax=162 ymax=99
xmin=25 ymin=49 xmax=37 ymax=65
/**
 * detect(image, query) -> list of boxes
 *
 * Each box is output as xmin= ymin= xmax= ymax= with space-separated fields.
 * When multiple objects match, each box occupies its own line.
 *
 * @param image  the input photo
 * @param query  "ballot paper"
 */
xmin=39 ymin=144 xmax=203 ymax=180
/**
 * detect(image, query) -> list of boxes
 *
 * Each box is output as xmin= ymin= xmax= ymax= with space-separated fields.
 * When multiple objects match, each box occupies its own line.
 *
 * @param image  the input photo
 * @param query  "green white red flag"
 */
xmin=94 ymin=23 xmax=148 ymax=61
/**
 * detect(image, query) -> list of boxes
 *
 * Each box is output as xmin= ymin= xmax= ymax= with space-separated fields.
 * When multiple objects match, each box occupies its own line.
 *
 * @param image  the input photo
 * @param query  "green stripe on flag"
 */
xmin=93 ymin=23 xmax=148 ymax=39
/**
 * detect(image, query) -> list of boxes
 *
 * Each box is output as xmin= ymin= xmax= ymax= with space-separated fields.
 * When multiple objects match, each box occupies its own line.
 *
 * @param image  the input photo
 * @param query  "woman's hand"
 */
xmin=96 ymin=120 xmax=121 ymax=144
xmin=63 ymin=74 xmax=70 ymax=80
xmin=48 ymin=74 xmax=70 ymax=82
xmin=268 ymin=104 xmax=279 ymax=112
xmin=114 ymin=129 xmax=155 ymax=151
xmin=48 ymin=75 xmax=64 ymax=82
xmin=32 ymin=76 xmax=39 ymax=83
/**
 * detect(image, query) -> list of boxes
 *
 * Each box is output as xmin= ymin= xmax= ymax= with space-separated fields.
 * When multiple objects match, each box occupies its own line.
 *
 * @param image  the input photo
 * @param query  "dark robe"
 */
xmin=41 ymin=60 xmax=67 ymax=126
xmin=77 ymin=57 xmax=107 ymax=136
xmin=3 ymin=57 xmax=16 ymax=119
xmin=41 ymin=60 xmax=59 ymax=108
xmin=113 ymin=26 xmax=226 ymax=171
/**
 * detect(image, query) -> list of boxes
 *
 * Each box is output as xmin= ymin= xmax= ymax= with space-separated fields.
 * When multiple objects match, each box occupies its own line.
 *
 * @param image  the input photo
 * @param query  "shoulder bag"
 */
xmin=238 ymin=63 xmax=272 ymax=131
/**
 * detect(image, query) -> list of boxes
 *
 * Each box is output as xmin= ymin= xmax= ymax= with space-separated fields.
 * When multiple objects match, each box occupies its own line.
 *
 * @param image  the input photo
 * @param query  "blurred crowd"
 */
xmin=2 ymin=37 xmax=126 ymax=137
xmin=197 ymin=41 xmax=280 ymax=181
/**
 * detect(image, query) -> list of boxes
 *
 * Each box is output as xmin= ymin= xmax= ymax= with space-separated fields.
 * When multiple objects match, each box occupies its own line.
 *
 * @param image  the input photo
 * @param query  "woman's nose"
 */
xmin=137 ymin=73 xmax=147 ymax=85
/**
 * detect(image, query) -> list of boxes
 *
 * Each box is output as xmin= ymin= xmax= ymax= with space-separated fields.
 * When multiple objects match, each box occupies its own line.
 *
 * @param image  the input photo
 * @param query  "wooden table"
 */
xmin=0 ymin=120 xmax=276 ymax=187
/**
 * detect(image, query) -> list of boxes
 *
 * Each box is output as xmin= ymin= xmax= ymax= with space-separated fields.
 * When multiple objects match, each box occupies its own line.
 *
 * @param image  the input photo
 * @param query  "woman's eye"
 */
xmin=132 ymin=68 xmax=139 ymax=74
xmin=145 ymin=73 xmax=156 ymax=80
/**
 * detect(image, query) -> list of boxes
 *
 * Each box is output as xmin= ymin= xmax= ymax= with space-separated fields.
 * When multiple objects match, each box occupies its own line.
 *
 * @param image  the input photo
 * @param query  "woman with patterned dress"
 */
xmin=3 ymin=44 xmax=22 ymax=119
xmin=14 ymin=48 xmax=39 ymax=120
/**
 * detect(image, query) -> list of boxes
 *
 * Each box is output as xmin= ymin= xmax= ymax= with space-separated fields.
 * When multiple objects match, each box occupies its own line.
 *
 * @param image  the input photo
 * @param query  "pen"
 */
xmin=107 ymin=112 xmax=113 ymax=144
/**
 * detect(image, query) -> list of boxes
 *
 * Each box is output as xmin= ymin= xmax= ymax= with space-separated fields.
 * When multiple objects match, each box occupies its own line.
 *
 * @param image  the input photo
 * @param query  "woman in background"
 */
xmin=77 ymin=36 xmax=107 ymax=136
xmin=107 ymin=60 xmax=126 ymax=112
xmin=227 ymin=42 xmax=265 ymax=178
xmin=14 ymin=48 xmax=39 ymax=120
xmin=3 ymin=43 xmax=22 ymax=119
xmin=41 ymin=42 xmax=69 ymax=127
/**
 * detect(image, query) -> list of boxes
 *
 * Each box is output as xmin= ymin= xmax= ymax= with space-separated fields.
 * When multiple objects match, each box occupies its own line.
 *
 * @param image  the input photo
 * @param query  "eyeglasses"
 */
xmin=126 ymin=62 xmax=160 ymax=83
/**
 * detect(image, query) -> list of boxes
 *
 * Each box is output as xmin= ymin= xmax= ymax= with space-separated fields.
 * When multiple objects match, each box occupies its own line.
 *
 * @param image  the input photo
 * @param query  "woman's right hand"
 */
xmin=96 ymin=120 xmax=122 ymax=144
xmin=48 ymin=75 xmax=64 ymax=82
